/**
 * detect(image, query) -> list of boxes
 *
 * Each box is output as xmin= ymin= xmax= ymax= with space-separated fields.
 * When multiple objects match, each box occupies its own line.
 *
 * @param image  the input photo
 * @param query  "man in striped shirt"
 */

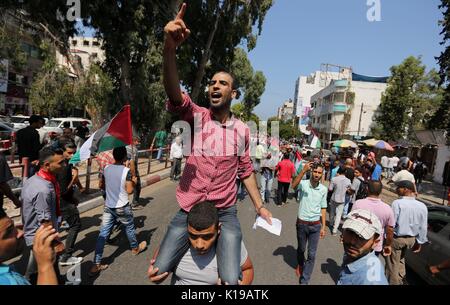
xmin=151 ymin=3 xmax=272 ymax=285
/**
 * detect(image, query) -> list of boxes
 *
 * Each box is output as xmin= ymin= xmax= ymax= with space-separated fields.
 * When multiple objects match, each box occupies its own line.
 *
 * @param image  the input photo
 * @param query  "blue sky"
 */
xmin=247 ymin=0 xmax=444 ymax=119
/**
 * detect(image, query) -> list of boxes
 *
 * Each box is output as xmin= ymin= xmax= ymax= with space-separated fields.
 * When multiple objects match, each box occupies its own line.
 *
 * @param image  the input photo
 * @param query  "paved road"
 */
xmin=10 ymin=178 xmax=425 ymax=285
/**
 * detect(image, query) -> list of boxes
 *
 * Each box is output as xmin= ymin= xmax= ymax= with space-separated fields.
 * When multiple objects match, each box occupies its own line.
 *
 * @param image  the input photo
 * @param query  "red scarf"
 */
xmin=37 ymin=169 xmax=61 ymax=217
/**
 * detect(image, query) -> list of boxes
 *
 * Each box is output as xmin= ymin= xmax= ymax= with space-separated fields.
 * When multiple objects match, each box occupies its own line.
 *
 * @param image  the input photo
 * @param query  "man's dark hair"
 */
xmin=337 ymin=165 xmax=346 ymax=175
xmin=113 ymin=146 xmax=127 ymax=162
xmin=367 ymin=180 xmax=383 ymax=196
xmin=283 ymin=153 xmax=290 ymax=160
xmin=39 ymin=148 xmax=63 ymax=166
xmin=63 ymin=142 xmax=76 ymax=151
xmin=28 ymin=115 xmax=42 ymax=124
xmin=187 ymin=201 xmax=219 ymax=231
xmin=355 ymin=166 xmax=364 ymax=173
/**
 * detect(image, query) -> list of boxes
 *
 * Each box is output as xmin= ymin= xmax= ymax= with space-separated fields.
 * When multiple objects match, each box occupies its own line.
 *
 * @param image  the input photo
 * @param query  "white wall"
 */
xmin=344 ymin=81 xmax=387 ymax=137
xmin=433 ymin=145 xmax=450 ymax=184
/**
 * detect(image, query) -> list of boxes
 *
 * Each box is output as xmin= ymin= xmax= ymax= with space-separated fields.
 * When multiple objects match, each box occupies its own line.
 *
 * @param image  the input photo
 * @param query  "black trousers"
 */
xmin=277 ymin=182 xmax=290 ymax=205
xmin=61 ymin=202 xmax=81 ymax=259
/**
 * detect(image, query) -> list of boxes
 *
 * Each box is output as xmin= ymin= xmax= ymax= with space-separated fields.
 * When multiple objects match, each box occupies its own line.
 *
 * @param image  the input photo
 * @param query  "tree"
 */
xmin=430 ymin=0 xmax=450 ymax=141
xmin=231 ymin=102 xmax=260 ymax=125
xmin=374 ymin=56 xmax=443 ymax=141
xmin=29 ymin=40 xmax=114 ymax=126
xmin=82 ymin=1 xmax=173 ymax=135
xmin=231 ymin=48 xmax=267 ymax=117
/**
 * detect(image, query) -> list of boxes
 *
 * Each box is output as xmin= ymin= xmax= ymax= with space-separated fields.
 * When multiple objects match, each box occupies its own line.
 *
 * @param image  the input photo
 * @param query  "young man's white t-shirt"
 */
xmin=103 ymin=164 xmax=132 ymax=209
xmin=171 ymin=241 xmax=248 ymax=285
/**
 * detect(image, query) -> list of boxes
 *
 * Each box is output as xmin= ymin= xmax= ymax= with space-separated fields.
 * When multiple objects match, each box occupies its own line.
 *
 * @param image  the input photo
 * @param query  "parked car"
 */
xmin=0 ymin=115 xmax=14 ymax=128
xmin=405 ymin=204 xmax=450 ymax=285
xmin=10 ymin=115 xmax=30 ymax=130
xmin=0 ymin=122 xmax=16 ymax=149
xmin=42 ymin=117 xmax=92 ymax=135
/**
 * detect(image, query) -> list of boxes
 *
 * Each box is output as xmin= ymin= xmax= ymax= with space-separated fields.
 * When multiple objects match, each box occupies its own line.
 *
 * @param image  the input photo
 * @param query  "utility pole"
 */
xmin=357 ymin=103 xmax=364 ymax=137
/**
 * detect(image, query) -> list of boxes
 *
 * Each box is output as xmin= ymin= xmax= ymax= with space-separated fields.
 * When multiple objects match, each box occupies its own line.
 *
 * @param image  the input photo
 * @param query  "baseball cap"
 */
xmin=342 ymin=209 xmax=382 ymax=240
xmin=394 ymin=180 xmax=415 ymax=191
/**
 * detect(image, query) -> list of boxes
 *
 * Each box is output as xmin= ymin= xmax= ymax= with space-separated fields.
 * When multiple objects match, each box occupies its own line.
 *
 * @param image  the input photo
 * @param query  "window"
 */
xmin=83 ymin=40 xmax=90 ymax=46
xmin=328 ymin=114 xmax=332 ymax=121
xmin=72 ymin=121 xmax=83 ymax=128
xmin=91 ymin=52 xmax=98 ymax=58
xmin=92 ymin=41 xmax=100 ymax=46
xmin=427 ymin=209 xmax=450 ymax=234
xmin=46 ymin=120 xmax=62 ymax=127
xmin=72 ymin=40 xmax=78 ymax=46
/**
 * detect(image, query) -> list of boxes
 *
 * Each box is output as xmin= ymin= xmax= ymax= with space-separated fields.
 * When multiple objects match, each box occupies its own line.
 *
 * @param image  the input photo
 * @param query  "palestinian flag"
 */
xmin=70 ymin=105 xmax=132 ymax=164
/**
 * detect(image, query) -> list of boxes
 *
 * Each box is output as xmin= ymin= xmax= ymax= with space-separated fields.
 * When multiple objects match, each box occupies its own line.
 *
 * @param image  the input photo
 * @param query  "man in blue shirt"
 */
xmin=337 ymin=209 xmax=388 ymax=285
xmin=385 ymin=180 xmax=428 ymax=285
xmin=292 ymin=161 xmax=328 ymax=285
xmin=367 ymin=158 xmax=382 ymax=181
xmin=0 ymin=209 xmax=58 ymax=285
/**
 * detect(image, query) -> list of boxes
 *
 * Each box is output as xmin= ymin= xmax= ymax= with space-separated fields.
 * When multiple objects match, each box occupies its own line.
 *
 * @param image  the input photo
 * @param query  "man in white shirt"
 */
xmin=391 ymin=155 xmax=400 ymax=172
xmin=389 ymin=163 xmax=417 ymax=194
xmin=89 ymin=146 xmax=147 ymax=276
xmin=169 ymin=136 xmax=183 ymax=181
xmin=148 ymin=201 xmax=254 ymax=285
xmin=381 ymin=155 xmax=389 ymax=179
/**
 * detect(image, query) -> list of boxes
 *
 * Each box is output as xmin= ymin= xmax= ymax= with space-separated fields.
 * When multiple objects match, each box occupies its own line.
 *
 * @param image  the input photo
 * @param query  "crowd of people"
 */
xmin=1 ymin=2 xmax=449 ymax=287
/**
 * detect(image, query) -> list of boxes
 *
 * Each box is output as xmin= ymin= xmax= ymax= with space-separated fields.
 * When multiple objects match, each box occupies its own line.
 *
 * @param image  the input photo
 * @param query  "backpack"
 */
xmin=355 ymin=178 xmax=368 ymax=200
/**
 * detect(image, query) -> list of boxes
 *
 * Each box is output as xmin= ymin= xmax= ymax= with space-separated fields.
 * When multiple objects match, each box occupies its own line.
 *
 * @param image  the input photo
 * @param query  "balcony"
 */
xmin=333 ymin=104 xmax=347 ymax=113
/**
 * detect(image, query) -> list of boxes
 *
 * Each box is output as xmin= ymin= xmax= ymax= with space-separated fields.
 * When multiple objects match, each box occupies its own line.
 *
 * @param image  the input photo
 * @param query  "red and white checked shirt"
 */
xmin=167 ymin=93 xmax=254 ymax=212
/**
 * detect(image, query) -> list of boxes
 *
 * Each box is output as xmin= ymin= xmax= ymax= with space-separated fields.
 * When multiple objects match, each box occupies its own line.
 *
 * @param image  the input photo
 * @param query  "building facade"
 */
xmin=1 ymin=12 xmax=43 ymax=116
xmin=308 ymin=75 xmax=387 ymax=149
xmin=56 ymin=36 xmax=105 ymax=74
xmin=277 ymin=99 xmax=294 ymax=122
xmin=293 ymin=70 xmax=344 ymax=134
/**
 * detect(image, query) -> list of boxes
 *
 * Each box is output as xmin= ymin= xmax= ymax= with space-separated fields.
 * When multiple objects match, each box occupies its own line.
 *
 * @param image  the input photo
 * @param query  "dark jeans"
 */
xmin=170 ymin=158 xmax=182 ymax=179
xmin=132 ymin=172 xmax=141 ymax=205
xmin=154 ymin=205 xmax=242 ymax=284
xmin=296 ymin=223 xmax=322 ymax=285
xmin=277 ymin=182 xmax=290 ymax=205
xmin=60 ymin=203 xmax=81 ymax=260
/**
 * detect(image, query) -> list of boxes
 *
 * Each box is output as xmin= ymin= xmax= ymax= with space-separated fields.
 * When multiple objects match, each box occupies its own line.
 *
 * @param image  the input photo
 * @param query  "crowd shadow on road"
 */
xmin=272 ymin=245 xmax=298 ymax=270
xmin=320 ymin=258 xmax=341 ymax=284
xmin=137 ymin=197 xmax=153 ymax=208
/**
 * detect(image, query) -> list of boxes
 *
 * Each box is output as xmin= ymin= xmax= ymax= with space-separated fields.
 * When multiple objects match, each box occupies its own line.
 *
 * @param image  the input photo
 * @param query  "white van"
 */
xmin=43 ymin=117 xmax=92 ymax=135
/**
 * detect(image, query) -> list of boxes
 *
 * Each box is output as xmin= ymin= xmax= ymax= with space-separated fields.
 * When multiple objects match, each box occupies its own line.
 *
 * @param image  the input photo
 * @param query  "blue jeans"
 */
xmin=154 ymin=205 xmax=242 ymax=284
xmin=156 ymin=147 xmax=164 ymax=160
xmin=94 ymin=204 xmax=138 ymax=264
xmin=343 ymin=194 xmax=352 ymax=218
xmin=260 ymin=170 xmax=274 ymax=203
xmin=296 ymin=223 xmax=321 ymax=285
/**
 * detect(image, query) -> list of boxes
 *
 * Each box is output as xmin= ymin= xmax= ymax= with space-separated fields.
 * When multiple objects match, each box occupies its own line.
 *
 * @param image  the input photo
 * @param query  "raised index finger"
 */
xmin=175 ymin=3 xmax=187 ymax=20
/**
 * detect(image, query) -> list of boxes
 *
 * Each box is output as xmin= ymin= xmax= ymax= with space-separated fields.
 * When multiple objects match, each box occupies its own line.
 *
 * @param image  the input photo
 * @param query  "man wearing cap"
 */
xmin=337 ymin=209 xmax=388 ymax=285
xmin=390 ymin=163 xmax=417 ymax=194
xmin=385 ymin=180 xmax=428 ymax=285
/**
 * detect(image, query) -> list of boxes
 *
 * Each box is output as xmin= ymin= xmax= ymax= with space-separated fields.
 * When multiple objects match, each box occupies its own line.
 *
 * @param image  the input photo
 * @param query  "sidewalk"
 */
xmin=382 ymin=178 xmax=449 ymax=206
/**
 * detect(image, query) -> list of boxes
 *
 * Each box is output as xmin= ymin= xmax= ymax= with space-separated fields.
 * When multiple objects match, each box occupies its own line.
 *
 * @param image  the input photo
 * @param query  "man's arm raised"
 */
xmin=163 ymin=3 xmax=191 ymax=106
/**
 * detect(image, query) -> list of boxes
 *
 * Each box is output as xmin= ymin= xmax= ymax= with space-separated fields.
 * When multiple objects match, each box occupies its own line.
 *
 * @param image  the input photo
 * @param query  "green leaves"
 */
xmin=375 ymin=56 xmax=444 ymax=141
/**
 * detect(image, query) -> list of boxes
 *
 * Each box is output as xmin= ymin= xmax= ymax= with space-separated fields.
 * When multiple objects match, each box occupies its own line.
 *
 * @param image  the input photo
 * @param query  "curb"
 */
xmin=76 ymin=170 xmax=173 ymax=214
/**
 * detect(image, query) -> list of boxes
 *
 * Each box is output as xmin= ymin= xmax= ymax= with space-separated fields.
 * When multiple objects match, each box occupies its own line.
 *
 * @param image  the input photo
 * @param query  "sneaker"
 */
xmin=88 ymin=264 xmax=108 ymax=277
xmin=59 ymin=256 xmax=83 ymax=266
xmin=131 ymin=241 xmax=147 ymax=255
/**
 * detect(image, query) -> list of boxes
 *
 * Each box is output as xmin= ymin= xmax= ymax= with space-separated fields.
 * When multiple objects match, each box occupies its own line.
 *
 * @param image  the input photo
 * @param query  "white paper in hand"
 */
xmin=252 ymin=216 xmax=282 ymax=236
